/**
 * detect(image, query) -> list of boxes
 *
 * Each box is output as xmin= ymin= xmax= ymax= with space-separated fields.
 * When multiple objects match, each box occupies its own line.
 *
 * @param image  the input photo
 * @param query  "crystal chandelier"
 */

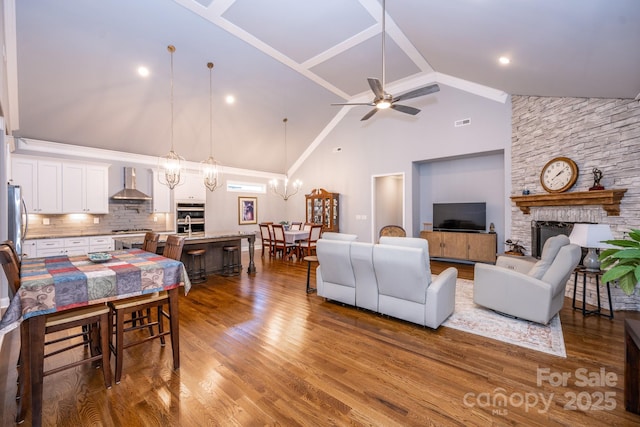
xmin=158 ymin=45 xmax=184 ymax=189
xmin=270 ymin=118 xmax=302 ymax=201
xmin=200 ymin=62 xmax=223 ymax=191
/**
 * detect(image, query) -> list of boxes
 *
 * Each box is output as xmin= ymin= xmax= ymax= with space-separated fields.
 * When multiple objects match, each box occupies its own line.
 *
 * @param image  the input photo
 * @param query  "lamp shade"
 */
xmin=568 ymin=223 xmax=614 ymax=249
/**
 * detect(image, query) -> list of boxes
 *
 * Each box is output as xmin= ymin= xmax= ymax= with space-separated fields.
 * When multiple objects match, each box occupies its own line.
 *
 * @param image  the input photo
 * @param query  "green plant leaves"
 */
xmin=598 ymin=229 xmax=640 ymax=296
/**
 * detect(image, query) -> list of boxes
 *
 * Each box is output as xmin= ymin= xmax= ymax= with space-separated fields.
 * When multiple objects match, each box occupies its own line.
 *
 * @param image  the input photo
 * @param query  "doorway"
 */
xmin=372 ymin=173 xmax=405 ymax=241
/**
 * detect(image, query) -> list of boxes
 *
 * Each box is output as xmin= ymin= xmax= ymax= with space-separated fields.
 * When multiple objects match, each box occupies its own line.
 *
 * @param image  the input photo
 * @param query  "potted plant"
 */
xmin=504 ymin=239 xmax=526 ymax=256
xmin=599 ymin=228 xmax=640 ymax=296
xmin=279 ymin=220 xmax=290 ymax=231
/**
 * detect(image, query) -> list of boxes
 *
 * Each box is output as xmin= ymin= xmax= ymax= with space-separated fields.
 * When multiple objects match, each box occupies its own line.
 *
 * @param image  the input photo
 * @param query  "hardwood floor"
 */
xmin=2 ymin=254 xmax=640 ymax=426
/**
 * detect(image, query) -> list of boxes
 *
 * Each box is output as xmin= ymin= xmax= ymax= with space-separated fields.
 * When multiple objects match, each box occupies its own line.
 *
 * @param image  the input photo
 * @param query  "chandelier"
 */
xmin=270 ymin=118 xmax=302 ymax=201
xmin=158 ymin=45 xmax=184 ymax=189
xmin=200 ymin=62 xmax=223 ymax=191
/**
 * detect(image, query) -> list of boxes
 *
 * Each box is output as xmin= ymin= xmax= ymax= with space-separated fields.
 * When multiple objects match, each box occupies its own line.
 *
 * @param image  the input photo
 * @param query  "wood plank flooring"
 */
xmin=2 ymin=254 xmax=640 ymax=426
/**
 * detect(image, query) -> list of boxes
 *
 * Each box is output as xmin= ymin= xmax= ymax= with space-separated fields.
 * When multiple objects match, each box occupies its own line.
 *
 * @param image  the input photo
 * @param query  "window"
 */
xmin=226 ymin=181 xmax=266 ymax=194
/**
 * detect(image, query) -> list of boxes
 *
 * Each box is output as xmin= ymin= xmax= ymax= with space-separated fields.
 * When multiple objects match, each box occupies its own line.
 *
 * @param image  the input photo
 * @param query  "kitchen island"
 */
xmin=114 ymin=231 xmax=257 ymax=275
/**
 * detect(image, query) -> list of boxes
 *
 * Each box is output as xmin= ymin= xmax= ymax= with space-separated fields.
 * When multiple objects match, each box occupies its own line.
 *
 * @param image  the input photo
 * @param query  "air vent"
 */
xmin=454 ymin=118 xmax=471 ymax=127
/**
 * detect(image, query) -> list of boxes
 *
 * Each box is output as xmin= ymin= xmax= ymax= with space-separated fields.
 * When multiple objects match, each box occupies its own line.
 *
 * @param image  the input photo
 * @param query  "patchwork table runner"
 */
xmin=17 ymin=249 xmax=191 ymax=319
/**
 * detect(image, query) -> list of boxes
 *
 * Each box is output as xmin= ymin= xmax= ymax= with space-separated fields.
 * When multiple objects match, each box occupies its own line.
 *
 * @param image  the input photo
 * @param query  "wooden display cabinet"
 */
xmin=305 ymin=188 xmax=339 ymax=233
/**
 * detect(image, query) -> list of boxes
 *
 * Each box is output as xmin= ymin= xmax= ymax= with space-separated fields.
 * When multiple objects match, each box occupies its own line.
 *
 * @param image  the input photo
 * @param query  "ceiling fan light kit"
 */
xmin=331 ymin=0 xmax=440 ymax=121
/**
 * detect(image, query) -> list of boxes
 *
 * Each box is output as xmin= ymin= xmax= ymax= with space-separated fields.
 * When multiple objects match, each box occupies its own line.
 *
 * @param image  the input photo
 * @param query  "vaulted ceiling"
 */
xmin=6 ymin=0 xmax=640 ymax=174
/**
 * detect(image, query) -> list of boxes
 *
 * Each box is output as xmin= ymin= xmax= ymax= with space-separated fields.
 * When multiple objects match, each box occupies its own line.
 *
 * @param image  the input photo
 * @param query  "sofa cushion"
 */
xmin=527 ymin=234 xmax=570 ymax=280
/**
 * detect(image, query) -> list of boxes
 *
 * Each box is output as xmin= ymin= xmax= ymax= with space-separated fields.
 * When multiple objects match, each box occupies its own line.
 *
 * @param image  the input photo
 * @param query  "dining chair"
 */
xmin=297 ymin=224 xmax=323 ymax=258
xmin=303 ymin=223 xmax=313 ymax=231
xmin=142 ymin=231 xmax=160 ymax=253
xmin=259 ymin=223 xmax=274 ymax=257
xmin=108 ymin=234 xmax=185 ymax=383
xmin=0 ymin=241 xmax=112 ymax=423
xmin=271 ymin=224 xmax=297 ymax=260
xmin=379 ymin=225 xmax=407 ymax=238
xmin=290 ymin=221 xmax=303 ymax=231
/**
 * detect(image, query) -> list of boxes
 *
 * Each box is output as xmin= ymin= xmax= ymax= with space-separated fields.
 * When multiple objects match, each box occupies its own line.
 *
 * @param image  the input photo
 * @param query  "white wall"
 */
xmin=289 ymin=84 xmax=512 ymax=243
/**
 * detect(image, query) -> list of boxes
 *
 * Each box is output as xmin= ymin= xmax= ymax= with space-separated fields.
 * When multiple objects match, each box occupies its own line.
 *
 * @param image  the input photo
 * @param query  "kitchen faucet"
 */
xmin=185 ymin=215 xmax=192 ymax=237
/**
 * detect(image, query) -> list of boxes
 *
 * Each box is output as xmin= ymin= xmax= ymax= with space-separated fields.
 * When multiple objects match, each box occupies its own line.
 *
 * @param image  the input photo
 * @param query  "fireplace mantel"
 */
xmin=511 ymin=189 xmax=627 ymax=216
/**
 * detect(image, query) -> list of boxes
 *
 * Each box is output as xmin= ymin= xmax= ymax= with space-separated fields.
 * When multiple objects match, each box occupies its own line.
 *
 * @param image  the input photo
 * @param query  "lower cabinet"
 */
xmin=30 ymin=236 xmax=114 ymax=257
xmin=420 ymin=231 xmax=497 ymax=263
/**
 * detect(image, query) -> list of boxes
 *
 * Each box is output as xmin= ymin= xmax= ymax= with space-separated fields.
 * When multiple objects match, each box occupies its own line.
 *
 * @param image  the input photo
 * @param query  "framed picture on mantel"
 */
xmin=238 ymin=196 xmax=257 ymax=225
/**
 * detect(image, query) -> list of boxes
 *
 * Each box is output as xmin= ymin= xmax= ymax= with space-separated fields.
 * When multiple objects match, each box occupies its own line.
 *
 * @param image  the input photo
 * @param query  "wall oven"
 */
xmin=176 ymin=202 xmax=205 ymax=236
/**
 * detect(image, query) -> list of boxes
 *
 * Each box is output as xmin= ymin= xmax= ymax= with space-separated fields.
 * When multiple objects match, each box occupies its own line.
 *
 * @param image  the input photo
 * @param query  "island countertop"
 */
xmin=114 ymin=231 xmax=258 ymax=274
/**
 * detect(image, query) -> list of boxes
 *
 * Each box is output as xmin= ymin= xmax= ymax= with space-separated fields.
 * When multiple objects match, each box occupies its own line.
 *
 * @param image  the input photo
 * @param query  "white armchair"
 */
xmin=474 ymin=235 xmax=581 ymax=324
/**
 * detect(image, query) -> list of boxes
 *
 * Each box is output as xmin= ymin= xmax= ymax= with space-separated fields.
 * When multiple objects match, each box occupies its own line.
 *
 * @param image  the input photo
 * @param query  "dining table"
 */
xmin=284 ymin=229 xmax=310 ymax=244
xmin=5 ymin=248 xmax=191 ymax=427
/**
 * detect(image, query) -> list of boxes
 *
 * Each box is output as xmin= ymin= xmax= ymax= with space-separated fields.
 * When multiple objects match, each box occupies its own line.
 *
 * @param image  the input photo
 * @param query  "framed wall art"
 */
xmin=238 ymin=196 xmax=257 ymax=225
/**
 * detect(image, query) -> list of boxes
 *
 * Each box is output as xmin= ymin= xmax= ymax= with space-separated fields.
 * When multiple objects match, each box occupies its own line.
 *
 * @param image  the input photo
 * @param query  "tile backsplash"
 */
xmin=26 ymin=201 xmax=174 ymax=238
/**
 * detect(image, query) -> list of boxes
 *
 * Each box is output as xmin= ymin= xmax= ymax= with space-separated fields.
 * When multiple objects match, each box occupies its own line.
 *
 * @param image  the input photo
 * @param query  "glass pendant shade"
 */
xmin=201 ymin=61 xmax=223 ymax=191
xmin=158 ymin=44 xmax=183 ymax=190
xmin=270 ymin=117 xmax=302 ymax=201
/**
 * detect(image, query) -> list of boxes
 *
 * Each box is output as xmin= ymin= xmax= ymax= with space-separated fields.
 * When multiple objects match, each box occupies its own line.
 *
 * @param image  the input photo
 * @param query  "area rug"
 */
xmin=441 ymin=278 xmax=566 ymax=358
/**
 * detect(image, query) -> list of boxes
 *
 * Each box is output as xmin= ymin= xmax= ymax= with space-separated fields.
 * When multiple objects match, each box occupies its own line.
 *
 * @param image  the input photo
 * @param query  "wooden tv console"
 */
xmin=419 ymin=230 xmax=497 ymax=264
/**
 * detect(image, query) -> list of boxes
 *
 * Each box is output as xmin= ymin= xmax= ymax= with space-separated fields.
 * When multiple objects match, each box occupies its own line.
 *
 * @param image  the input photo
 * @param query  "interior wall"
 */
xmin=416 ymin=152 xmax=506 ymax=252
xmin=290 ymin=84 xmax=512 ymax=242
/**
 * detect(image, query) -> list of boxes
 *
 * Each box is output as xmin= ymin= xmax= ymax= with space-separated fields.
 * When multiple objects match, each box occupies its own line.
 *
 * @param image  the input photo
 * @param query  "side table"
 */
xmin=303 ymin=255 xmax=318 ymax=294
xmin=572 ymin=266 xmax=613 ymax=319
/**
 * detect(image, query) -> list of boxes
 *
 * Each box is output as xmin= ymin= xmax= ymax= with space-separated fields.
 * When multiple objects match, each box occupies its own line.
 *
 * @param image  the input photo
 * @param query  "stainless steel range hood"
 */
xmin=111 ymin=167 xmax=152 ymax=201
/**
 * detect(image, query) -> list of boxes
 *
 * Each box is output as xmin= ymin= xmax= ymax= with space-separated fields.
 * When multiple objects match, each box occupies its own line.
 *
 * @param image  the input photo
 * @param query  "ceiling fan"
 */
xmin=332 ymin=0 xmax=440 ymax=121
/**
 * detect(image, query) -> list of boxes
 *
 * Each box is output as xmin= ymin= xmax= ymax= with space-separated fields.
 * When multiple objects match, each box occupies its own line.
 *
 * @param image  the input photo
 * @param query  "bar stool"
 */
xmin=187 ymin=248 xmax=206 ymax=284
xmin=222 ymin=245 xmax=241 ymax=276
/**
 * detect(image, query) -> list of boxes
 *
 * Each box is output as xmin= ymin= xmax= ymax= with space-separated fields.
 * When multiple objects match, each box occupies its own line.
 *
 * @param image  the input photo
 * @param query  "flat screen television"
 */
xmin=433 ymin=202 xmax=486 ymax=232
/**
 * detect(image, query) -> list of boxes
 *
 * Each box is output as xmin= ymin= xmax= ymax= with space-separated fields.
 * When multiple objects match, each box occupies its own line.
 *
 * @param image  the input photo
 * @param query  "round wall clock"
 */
xmin=540 ymin=157 xmax=579 ymax=193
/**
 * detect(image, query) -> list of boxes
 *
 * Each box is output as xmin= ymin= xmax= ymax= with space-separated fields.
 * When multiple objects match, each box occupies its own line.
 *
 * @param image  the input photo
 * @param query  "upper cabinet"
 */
xmin=305 ymin=188 xmax=339 ymax=233
xmin=11 ymin=157 xmax=63 ymax=213
xmin=11 ymin=155 xmax=109 ymax=214
xmin=152 ymin=170 xmax=172 ymax=213
xmin=62 ymin=163 xmax=109 ymax=213
xmin=173 ymin=172 xmax=206 ymax=203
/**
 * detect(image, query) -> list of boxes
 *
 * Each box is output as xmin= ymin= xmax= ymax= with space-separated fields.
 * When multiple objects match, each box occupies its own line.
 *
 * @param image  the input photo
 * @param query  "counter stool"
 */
xmin=303 ymin=255 xmax=318 ymax=293
xmin=222 ymin=245 xmax=241 ymax=276
xmin=187 ymin=248 xmax=207 ymax=284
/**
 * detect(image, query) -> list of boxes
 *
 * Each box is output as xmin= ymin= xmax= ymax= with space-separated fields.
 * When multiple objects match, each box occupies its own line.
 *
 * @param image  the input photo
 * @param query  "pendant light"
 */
xmin=269 ymin=118 xmax=302 ymax=201
xmin=201 ymin=62 xmax=223 ymax=191
xmin=158 ymin=45 xmax=184 ymax=189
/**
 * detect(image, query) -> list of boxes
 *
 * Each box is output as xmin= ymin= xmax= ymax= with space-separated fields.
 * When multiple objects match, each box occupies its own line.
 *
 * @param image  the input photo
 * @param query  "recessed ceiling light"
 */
xmin=137 ymin=66 xmax=150 ymax=77
xmin=499 ymin=56 xmax=510 ymax=65
xmin=225 ymin=95 xmax=235 ymax=104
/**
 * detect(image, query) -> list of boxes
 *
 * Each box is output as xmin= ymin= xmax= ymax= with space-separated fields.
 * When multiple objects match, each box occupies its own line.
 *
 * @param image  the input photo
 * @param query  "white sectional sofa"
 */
xmin=316 ymin=234 xmax=458 ymax=329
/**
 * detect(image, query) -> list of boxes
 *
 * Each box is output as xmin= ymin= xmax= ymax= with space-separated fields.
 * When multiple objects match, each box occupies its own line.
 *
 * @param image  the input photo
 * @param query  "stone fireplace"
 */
xmin=531 ymin=220 xmax=575 ymax=258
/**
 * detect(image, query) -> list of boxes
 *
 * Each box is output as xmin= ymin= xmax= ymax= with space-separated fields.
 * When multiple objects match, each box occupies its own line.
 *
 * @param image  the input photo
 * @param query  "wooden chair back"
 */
xmin=259 ymin=223 xmax=272 ymax=243
xmin=303 ymin=223 xmax=313 ymax=231
xmin=163 ymin=235 xmax=185 ymax=261
xmin=379 ymin=225 xmax=407 ymax=238
xmin=290 ymin=222 xmax=303 ymax=231
xmin=0 ymin=242 xmax=21 ymax=297
xmin=142 ymin=232 xmax=160 ymax=253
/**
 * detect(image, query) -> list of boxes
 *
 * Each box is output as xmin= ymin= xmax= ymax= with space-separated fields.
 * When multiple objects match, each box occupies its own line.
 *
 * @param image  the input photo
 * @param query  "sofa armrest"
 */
xmin=424 ymin=267 xmax=458 ymax=328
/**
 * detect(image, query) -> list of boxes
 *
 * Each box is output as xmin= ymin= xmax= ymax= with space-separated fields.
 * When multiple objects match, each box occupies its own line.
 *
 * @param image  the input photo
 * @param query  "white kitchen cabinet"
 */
xmin=22 ymin=240 xmax=37 ymax=259
xmin=62 ymin=162 xmax=109 ymax=214
xmin=89 ymin=235 xmax=114 ymax=252
xmin=152 ymin=170 xmax=172 ymax=213
xmin=34 ymin=237 xmax=92 ymax=257
xmin=173 ymin=172 xmax=206 ymax=203
xmin=11 ymin=156 xmax=63 ymax=214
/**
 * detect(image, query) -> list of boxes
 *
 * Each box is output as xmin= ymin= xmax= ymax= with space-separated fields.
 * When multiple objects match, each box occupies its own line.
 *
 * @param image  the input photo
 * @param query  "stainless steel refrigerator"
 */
xmin=8 ymin=184 xmax=28 ymax=258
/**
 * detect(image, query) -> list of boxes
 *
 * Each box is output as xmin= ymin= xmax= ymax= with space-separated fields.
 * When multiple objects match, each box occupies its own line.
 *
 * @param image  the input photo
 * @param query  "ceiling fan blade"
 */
xmin=360 ymin=108 xmax=379 ymax=121
xmin=391 ymin=104 xmax=421 ymax=115
xmin=392 ymin=84 xmax=440 ymax=103
xmin=367 ymin=78 xmax=385 ymax=99
xmin=331 ymin=102 xmax=375 ymax=106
